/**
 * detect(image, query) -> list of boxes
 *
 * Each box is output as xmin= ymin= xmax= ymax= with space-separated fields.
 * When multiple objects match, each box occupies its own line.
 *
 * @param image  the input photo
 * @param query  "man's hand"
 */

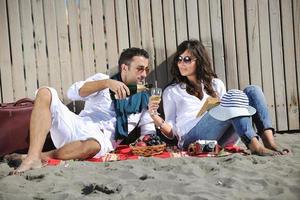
xmin=106 ymin=79 xmax=130 ymax=99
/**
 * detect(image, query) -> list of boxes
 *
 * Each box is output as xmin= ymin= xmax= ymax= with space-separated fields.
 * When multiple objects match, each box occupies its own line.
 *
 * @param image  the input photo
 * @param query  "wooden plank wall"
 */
xmin=0 ymin=0 xmax=299 ymax=132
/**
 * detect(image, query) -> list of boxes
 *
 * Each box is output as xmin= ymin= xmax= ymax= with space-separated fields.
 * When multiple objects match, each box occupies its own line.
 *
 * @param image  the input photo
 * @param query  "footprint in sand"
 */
xmin=245 ymin=179 xmax=268 ymax=192
xmin=139 ymin=174 xmax=154 ymax=180
xmin=216 ymin=177 xmax=236 ymax=188
xmin=81 ymin=183 xmax=122 ymax=195
xmin=153 ymin=165 xmax=175 ymax=172
xmin=25 ymin=174 xmax=45 ymax=182
xmin=250 ymin=157 xmax=267 ymax=165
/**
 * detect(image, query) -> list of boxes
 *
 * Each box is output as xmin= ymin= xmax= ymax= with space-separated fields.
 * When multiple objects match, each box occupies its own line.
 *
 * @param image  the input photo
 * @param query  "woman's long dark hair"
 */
xmin=171 ymin=40 xmax=217 ymax=99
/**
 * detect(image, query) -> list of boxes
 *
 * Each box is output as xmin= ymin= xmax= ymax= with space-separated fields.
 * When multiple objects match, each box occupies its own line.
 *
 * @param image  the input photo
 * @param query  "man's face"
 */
xmin=121 ymin=56 xmax=150 ymax=84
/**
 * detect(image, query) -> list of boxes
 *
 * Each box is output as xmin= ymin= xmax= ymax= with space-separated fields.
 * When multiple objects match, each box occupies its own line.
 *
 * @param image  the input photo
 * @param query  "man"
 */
xmin=10 ymin=47 xmax=156 ymax=174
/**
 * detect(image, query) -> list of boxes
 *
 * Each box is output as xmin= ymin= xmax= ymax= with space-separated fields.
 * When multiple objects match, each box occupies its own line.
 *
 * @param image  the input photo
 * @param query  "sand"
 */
xmin=0 ymin=133 xmax=299 ymax=200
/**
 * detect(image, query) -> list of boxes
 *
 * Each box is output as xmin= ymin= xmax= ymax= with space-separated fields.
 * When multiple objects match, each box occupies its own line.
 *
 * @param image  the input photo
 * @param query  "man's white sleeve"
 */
xmin=138 ymin=109 xmax=156 ymax=136
xmin=67 ymin=73 xmax=109 ymax=101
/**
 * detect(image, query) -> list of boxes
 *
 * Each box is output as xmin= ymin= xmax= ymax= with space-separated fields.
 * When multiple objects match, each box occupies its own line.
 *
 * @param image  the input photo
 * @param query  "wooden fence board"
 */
xmin=269 ymin=0 xmax=288 ymax=130
xmin=0 ymin=0 xmax=13 ymax=102
xmin=44 ymin=0 xmax=62 ymax=98
xmin=115 ymin=0 xmax=130 ymax=52
xmin=127 ymin=0 xmax=141 ymax=47
xmin=20 ymin=0 xmax=37 ymax=99
xmin=222 ymin=0 xmax=238 ymax=90
xmin=67 ymin=0 xmax=84 ymax=82
xmin=210 ymin=0 xmax=226 ymax=86
xmin=151 ymin=0 xmax=167 ymax=87
xmin=186 ymin=0 xmax=200 ymax=40
xmin=281 ymin=0 xmax=299 ymax=130
xmin=32 ymin=0 xmax=49 ymax=88
xmin=91 ymin=0 xmax=107 ymax=74
xmin=139 ymin=0 xmax=155 ymax=84
xmin=258 ymin=0 xmax=276 ymax=129
xmin=174 ymin=0 xmax=187 ymax=45
xmin=163 ymin=0 xmax=177 ymax=82
xmin=246 ymin=0 xmax=262 ymax=87
xmin=233 ymin=0 xmax=250 ymax=89
xmin=103 ymin=0 xmax=118 ymax=75
xmin=80 ymin=0 xmax=95 ymax=77
xmin=294 ymin=0 xmax=300 ymax=123
xmin=198 ymin=0 xmax=213 ymax=70
xmin=7 ymin=0 xmax=26 ymax=99
xmin=55 ymin=0 xmax=73 ymax=102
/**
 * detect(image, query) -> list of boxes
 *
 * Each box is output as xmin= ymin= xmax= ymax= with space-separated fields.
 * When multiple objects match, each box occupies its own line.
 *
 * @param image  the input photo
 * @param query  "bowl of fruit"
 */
xmin=130 ymin=134 xmax=166 ymax=157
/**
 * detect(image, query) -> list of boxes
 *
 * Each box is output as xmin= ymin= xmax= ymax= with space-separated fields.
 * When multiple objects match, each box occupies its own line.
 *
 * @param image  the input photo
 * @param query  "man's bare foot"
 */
xmin=9 ymin=157 xmax=44 ymax=175
xmin=261 ymin=130 xmax=289 ymax=155
xmin=248 ymin=137 xmax=278 ymax=156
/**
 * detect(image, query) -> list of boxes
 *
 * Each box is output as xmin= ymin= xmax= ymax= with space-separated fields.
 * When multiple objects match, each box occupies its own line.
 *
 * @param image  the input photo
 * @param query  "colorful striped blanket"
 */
xmin=46 ymin=145 xmax=247 ymax=166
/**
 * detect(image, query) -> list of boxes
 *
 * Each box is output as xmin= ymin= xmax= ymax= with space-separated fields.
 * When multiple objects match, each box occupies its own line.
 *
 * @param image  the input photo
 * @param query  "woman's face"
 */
xmin=176 ymin=50 xmax=197 ymax=79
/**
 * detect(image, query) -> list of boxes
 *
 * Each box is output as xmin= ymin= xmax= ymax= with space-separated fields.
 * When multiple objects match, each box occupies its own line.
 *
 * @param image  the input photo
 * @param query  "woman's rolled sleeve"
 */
xmin=162 ymin=87 xmax=178 ymax=138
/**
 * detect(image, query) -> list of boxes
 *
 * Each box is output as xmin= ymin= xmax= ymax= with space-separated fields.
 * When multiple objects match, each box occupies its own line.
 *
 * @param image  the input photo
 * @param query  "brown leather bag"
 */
xmin=0 ymin=98 xmax=34 ymax=156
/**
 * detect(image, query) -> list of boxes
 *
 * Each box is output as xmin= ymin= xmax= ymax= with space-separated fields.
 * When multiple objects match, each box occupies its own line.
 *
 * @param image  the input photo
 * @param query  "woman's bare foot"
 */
xmin=261 ymin=130 xmax=289 ymax=155
xmin=248 ymin=137 xmax=278 ymax=156
xmin=9 ymin=156 xmax=44 ymax=175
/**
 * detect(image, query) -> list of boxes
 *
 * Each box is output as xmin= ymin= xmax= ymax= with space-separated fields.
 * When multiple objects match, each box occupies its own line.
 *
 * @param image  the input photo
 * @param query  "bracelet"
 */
xmin=157 ymin=119 xmax=165 ymax=130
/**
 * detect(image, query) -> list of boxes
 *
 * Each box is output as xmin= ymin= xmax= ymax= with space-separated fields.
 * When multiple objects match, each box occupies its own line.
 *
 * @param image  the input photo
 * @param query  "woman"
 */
xmin=149 ymin=40 xmax=287 ymax=156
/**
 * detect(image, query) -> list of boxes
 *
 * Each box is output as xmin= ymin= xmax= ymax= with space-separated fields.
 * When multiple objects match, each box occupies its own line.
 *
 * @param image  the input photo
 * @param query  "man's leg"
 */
xmin=7 ymin=139 xmax=101 ymax=170
xmin=11 ymin=88 xmax=104 ymax=174
xmin=11 ymin=88 xmax=53 ymax=174
xmin=42 ymin=139 xmax=100 ymax=161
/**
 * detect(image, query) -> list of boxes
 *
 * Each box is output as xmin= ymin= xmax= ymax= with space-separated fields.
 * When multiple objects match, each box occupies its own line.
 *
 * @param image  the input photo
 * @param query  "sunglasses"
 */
xmin=175 ymin=56 xmax=197 ymax=64
xmin=136 ymin=66 xmax=150 ymax=74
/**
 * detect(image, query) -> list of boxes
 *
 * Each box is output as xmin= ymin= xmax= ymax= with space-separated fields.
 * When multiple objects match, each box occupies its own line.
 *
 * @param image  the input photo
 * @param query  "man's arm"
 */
xmin=78 ymin=79 xmax=109 ymax=97
xmin=79 ymin=79 xmax=130 ymax=98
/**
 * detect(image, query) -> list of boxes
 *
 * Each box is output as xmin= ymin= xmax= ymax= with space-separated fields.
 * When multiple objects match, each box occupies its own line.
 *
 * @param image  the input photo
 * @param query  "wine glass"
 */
xmin=150 ymin=87 xmax=162 ymax=115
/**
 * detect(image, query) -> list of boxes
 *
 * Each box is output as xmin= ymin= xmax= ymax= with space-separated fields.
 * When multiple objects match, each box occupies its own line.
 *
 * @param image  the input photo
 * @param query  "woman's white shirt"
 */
xmin=163 ymin=79 xmax=226 ymax=141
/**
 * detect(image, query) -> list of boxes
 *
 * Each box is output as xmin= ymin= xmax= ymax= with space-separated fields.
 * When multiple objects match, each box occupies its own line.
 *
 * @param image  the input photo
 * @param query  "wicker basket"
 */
xmin=130 ymin=143 xmax=166 ymax=157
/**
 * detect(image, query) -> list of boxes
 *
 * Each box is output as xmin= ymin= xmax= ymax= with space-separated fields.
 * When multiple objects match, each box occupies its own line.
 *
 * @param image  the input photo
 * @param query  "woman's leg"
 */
xmin=244 ymin=85 xmax=288 ymax=154
xmin=218 ymin=126 xmax=240 ymax=147
xmin=181 ymin=113 xmax=231 ymax=150
xmin=231 ymin=116 xmax=276 ymax=156
xmin=243 ymin=85 xmax=273 ymax=133
xmin=182 ymin=113 xmax=276 ymax=156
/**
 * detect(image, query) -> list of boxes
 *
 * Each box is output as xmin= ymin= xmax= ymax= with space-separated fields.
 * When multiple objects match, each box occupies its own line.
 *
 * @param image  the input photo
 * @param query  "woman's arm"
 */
xmin=148 ymin=87 xmax=176 ymax=139
xmin=149 ymin=113 xmax=174 ymax=139
xmin=212 ymin=78 xmax=226 ymax=98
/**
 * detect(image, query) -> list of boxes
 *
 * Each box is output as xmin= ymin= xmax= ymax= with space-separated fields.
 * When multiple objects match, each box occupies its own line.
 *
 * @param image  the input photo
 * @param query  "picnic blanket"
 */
xmin=46 ymin=145 xmax=247 ymax=166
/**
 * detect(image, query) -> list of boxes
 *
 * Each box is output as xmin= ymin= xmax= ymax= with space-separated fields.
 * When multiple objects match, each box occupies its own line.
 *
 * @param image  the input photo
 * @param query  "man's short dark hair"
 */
xmin=118 ymin=47 xmax=149 ymax=69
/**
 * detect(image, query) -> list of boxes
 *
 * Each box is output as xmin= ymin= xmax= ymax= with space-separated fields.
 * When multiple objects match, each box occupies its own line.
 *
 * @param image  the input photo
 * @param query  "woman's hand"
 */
xmin=148 ymin=96 xmax=174 ymax=139
xmin=148 ymin=95 xmax=161 ymax=115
